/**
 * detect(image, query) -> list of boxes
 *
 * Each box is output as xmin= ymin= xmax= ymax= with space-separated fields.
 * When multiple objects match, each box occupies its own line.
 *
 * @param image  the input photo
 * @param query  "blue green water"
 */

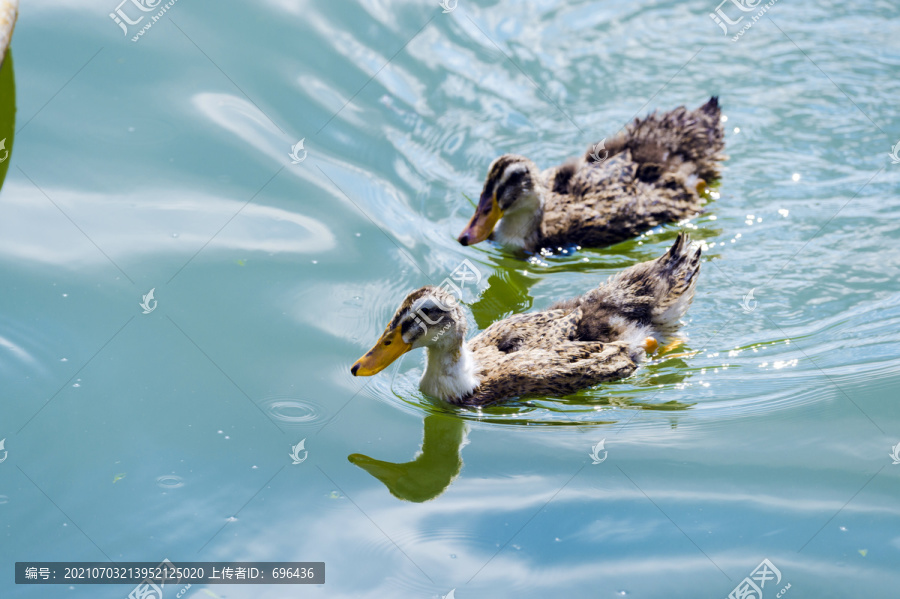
xmin=2 ymin=0 xmax=899 ymax=597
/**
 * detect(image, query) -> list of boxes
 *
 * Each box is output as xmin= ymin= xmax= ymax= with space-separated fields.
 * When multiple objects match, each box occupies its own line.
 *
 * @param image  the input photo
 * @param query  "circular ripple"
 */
xmin=156 ymin=475 xmax=184 ymax=489
xmin=261 ymin=397 xmax=320 ymax=424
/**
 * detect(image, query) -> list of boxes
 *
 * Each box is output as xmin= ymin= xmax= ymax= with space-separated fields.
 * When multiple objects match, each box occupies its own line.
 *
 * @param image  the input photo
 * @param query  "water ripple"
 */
xmin=156 ymin=475 xmax=185 ymax=490
xmin=260 ymin=396 xmax=321 ymax=425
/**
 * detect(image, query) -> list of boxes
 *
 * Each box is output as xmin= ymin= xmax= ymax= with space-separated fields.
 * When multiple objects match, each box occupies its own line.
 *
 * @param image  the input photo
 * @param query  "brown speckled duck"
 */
xmin=351 ymin=234 xmax=701 ymax=406
xmin=458 ymin=97 xmax=725 ymax=253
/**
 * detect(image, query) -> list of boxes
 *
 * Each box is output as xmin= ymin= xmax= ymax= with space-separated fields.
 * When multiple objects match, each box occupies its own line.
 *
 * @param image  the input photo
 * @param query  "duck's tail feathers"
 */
xmin=550 ymin=233 xmax=701 ymax=343
xmin=692 ymin=96 xmax=726 ymax=176
xmin=700 ymin=96 xmax=720 ymax=116
xmin=647 ymin=232 xmax=702 ymax=330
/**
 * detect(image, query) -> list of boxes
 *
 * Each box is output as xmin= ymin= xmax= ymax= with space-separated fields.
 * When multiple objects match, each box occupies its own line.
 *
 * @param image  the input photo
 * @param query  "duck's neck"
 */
xmin=493 ymin=189 xmax=544 ymax=251
xmin=420 ymin=338 xmax=480 ymax=403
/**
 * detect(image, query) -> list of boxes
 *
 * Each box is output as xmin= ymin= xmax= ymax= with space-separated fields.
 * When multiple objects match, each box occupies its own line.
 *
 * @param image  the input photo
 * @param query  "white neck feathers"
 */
xmin=493 ymin=189 xmax=543 ymax=249
xmin=420 ymin=342 xmax=479 ymax=402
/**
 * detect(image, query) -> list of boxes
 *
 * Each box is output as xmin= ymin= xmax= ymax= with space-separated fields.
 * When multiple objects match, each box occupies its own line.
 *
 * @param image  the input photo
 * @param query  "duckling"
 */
xmin=351 ymin=234 xmax=701 ymax=406
xmin=458 ymin=97 xmax=724 ymax=252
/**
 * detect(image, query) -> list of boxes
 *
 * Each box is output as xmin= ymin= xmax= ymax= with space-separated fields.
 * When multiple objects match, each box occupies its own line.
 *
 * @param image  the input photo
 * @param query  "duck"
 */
xmin=0 ymin=1 xmax=17 ymax=69
xmin=457 ymin=97 xmax=725 ymax=253
xmin=351 ymin=233 xmax=701 ymax=406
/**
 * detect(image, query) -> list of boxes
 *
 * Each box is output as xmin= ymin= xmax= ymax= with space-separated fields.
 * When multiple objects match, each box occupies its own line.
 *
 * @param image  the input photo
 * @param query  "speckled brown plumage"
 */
xmin=456 ymin=233 xmax=701 ymax=405
xmin=548 ymin=231 xmax=701 ymax=339
xmin=461 ymin=310 xmax=637 ymax=406
xmin=353 ymin=234 xmax=702 ymax=406
xmin=462 ymin=98 xmax=725 ymax=253
xmin=540 ymin=98 xmax=724 ymax=249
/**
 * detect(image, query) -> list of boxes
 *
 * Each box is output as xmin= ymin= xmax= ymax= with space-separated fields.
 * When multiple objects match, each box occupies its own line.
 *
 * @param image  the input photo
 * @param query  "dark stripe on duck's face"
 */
xmin=400 ymin=311 xmax=432 ymax=344
xmin=390 ymin=290 xmax=429 ymax=330
xmin=390 ymin=306 xmax=408 ymax=330
xmin=497 ymin=168 xmax=528 ymax=210
xmin=483 ymin=156 xmax=526 ymax=204
xmin=400 ymin=317 xmax=416 ymax=338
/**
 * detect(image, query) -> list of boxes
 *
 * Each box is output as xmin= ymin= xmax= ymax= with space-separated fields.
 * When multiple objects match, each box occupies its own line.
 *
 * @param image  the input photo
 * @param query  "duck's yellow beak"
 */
xmin=458 ymin=190 xmax=502 ymax=246
xmin=351 ymin=325 xmax=412 ymax=376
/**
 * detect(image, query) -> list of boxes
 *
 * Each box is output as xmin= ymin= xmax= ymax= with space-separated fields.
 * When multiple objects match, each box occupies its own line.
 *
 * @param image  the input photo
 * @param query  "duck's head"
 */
xmin=351 ymin=286 xmax=467 ymax=377
xmin=458 ymin=154 xmax=544 ymax=248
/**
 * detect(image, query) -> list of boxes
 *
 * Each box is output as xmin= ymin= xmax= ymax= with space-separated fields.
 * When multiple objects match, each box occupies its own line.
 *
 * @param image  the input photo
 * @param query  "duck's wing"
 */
xmin=596 ymin=96 xmax=725 ymax=184
xmin=542 ymin=151 xmax=697 ymax=248
xmin=460 ymin=308 xmax=638 ymax=406
xmin=460 ymin=340 xmax=637 ymax=407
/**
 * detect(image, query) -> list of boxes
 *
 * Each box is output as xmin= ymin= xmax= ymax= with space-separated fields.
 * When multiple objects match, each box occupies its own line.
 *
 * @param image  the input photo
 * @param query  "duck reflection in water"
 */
xmin=349 ymin=414 xmax=466 ymax=503
xmin=0 ymin=49 xmax=15 ymax=193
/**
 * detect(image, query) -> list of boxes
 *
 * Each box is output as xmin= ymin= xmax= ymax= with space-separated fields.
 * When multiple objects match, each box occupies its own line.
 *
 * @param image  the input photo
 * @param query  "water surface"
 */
xmin=1 ymin=0 xmax=899 ymax=597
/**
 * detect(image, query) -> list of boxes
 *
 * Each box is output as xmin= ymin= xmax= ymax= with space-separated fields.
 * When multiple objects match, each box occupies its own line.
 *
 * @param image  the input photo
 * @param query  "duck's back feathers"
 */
xmin=536 ymin=98 xmax=724 ymax=251
xmin=599 ymin=95 xmax=725 ymax=183
xmin=461 ymin=309 xmax=637 ymax=406
xmin=541 ymin=151 xmax=689 ymax=248
xmin=472 ymin=309 xmax=580 ymax=354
